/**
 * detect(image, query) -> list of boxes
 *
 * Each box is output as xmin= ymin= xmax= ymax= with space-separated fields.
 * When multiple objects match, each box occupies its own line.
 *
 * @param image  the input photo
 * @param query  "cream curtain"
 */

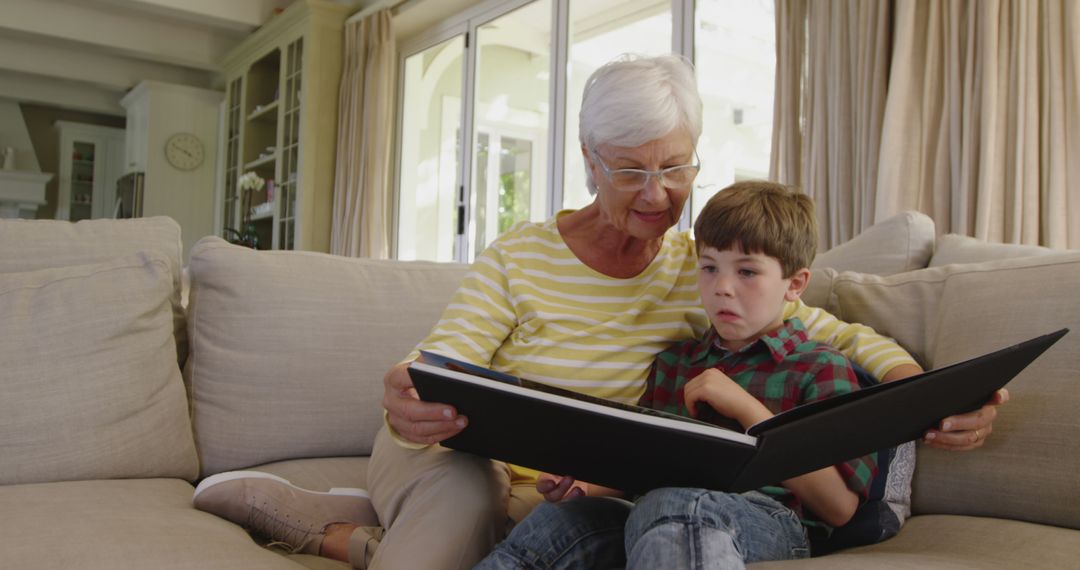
xmin=770 ymin=0 xmax=806 ymax=188
xmin=878 ymin=0 xmax=1080 ymax=247
xmin=771 ymin=0 xmax=892 ymax=250
xmin=331 ymin=10 xmax=396 ymax=258
xmin=774 ymin=0 xmax=1080 ymax=249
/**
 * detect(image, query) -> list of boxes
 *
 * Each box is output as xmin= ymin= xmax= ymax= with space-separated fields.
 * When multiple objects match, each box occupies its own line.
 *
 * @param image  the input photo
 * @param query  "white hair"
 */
xmin=578 ymin=54 xmax=703 ymax=193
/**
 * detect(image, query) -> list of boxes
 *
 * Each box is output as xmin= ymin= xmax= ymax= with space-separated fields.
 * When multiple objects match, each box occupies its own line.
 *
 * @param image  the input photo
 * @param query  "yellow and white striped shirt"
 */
xmin=401 ymin=213 xmax=917 ymax=480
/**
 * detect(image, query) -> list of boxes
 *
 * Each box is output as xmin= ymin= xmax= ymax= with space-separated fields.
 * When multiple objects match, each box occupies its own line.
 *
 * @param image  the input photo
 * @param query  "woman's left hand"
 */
xmin=923 ymin=388 xmax=1009 ymax=451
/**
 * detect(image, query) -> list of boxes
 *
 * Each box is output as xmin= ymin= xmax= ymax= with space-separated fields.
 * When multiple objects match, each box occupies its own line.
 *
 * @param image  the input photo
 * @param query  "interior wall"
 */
xmin=0 ymin=98 xmax=41 ymax=172
xmin=18 ymin=103 xmax=125 ymax=219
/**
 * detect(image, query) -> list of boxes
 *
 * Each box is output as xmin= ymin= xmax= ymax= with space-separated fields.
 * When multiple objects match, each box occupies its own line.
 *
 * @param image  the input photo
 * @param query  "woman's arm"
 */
xmin=383 ymin=246 xmax=518 ymax=446
xmin=791 ymin=300 xmax=1006 ymax=450
xmin=786 ymin=299 xmax=918 ymax=379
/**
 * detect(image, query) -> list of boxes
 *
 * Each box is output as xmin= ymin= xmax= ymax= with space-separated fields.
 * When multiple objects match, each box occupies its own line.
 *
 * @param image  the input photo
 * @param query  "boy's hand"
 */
xmin=684 ymin=369 xmax=773 ymax=429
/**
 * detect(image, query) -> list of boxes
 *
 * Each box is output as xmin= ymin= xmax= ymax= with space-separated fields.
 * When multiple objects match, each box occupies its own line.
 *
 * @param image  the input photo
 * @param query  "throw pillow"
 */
xmin=0 ymin=217 xmax=187 ymax=362
xmin=812 ymin=211 xmax=935 ymax=276
xmin=0 ymin=254 xmax=199 ymax=485
xmin=185 ymin=237 xmax=470 ymax=477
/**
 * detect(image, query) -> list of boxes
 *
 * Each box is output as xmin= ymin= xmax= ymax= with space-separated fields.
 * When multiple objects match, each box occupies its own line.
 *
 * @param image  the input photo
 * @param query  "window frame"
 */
xmin=393 ymin=0 xmax=748 ymax=262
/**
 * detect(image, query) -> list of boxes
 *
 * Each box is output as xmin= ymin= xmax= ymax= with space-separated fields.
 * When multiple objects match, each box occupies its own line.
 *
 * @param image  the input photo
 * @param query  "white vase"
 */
xmin=1 ymin=147 xmax=14 ymax=171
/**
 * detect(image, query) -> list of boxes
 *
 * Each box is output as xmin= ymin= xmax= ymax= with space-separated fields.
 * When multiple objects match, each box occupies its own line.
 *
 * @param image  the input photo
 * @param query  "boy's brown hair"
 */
xmin=693 ymin=180 xmax=817 ymax=278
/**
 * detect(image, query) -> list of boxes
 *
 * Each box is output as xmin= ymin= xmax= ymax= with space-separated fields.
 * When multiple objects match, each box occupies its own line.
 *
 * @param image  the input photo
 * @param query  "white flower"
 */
xmin=238 ymin=171 xmax=265 ymax=192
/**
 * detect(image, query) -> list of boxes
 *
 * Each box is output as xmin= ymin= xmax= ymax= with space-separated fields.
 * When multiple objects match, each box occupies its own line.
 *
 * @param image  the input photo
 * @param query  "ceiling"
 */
xmin=0 ymin=0 xmax=514 ymax=116
xmin=0 ymin=0 xmax=304 ymax=115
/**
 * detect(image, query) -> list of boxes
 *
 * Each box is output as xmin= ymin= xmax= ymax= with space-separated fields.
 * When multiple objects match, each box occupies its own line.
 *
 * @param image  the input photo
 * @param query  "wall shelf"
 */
xmin=247 ymin=100 xmax=280 ymax=122
xmin=244 ymin=153 xmax=277 ymax=171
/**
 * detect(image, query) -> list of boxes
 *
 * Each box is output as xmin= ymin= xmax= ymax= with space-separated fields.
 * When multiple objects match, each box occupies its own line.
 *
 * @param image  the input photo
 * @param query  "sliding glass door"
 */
xmin=395 ymin=0 xmax=775 ymax=262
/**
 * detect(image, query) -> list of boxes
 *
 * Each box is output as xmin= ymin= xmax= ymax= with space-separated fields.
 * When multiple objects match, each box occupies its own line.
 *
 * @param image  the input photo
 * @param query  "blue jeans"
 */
xmin=475 ymin=489 xmax=810 ymax=570
xmin=475 ymin=496 xmax=632 ymax=570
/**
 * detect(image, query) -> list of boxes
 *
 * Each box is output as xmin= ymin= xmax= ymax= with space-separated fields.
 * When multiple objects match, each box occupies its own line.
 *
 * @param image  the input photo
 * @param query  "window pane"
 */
xmin=470 ymin=0 xmax=552 ymax=261
xmin=692 ymin=0 xmax=775 ymax=219
xmin=397 ymin=36 xmax=465 ymax=261
xmin=562 ymin=0 xmax=672 ymax=210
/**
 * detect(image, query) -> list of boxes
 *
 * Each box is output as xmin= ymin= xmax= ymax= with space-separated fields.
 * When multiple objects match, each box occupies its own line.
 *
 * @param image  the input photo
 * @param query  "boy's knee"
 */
xmin=626 ymin=487 xmax=730 ymax=541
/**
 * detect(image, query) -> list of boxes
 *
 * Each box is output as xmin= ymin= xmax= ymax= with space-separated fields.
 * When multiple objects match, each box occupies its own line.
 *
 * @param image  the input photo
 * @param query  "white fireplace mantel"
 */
xmin=0 ymin=170 xmax=53 ymax=219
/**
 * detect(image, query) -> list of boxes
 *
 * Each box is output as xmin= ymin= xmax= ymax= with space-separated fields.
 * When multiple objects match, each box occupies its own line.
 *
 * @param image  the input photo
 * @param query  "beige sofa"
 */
xmin=1 ymin=214 xmax=1078 ymax=569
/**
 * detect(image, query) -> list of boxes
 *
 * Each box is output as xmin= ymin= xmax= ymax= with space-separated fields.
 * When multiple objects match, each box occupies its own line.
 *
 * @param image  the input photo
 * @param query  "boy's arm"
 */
xmin=683 ymin=360 xmax=869 ymax=528
xmin=785 ymin=353 xmax=876 ymax=527
xmin=780 ymin=467 xmax=860 ymax=528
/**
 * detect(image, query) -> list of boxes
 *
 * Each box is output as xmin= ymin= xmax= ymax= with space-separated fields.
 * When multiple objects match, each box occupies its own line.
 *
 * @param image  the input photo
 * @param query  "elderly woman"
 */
xmin=194 ymin=54 xmax=1005 ymax=570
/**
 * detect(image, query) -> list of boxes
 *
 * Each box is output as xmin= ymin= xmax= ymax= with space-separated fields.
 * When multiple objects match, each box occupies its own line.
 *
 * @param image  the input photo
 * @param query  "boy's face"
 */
xmin=696 ymin=245 xmax=810 ymax=352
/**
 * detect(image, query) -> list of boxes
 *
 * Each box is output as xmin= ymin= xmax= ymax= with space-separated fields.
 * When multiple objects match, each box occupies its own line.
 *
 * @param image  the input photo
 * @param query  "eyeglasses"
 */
xmin=590 ymin=148 xmax=701 ymax=192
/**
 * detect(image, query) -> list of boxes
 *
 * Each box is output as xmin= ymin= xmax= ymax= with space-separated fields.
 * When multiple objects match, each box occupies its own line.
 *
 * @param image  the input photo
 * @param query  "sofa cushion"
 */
xmin=812 ymin=211 xmax=935 ymax=276
xmin=929 ymin=232 xmax=1073 ymax=267
xmin=0 ymin=254 xmax=198 ymax=484
xmin=0 ymin=479 xmax=303 ymax=569
xmin=910 ymin=253 xmax=1080 ymax=529
xmin=186 ymin=237 xmax=470 ymax=477
xmin=0 ymin=216 xmax=187 ymax=361
xmin=749 ymin=514 xmax=1080 ymax=568
xmin=798 ymin=253 xmax=1080 ymax=530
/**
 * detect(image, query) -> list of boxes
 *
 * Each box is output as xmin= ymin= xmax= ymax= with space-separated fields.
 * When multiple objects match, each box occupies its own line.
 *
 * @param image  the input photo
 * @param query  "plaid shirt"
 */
xmin=639 ymin=318 xmax=877 ymax=530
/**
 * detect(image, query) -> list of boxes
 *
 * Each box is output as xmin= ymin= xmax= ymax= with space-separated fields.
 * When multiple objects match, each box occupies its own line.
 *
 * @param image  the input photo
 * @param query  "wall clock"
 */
xmin=164 ymin=132 xmax=205 ymax=171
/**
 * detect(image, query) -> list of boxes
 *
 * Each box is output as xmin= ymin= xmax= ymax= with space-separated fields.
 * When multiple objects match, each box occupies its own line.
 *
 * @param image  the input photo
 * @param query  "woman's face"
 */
xmin=585 ymin=129 xmax=695 ymax=241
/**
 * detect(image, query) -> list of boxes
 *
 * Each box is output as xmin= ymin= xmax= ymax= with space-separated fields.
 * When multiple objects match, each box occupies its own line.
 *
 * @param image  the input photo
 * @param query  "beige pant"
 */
xmin=364 ymin=427 xmax=543 ymax=570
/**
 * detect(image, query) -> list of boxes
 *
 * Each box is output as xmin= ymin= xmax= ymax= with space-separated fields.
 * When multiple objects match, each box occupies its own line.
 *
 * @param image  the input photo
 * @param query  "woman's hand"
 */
xmin=536 ymin=473 xmax=623 ymax=502
xmin=536 ymin=473 xmax=588 ymax=502
xmin=382 ymin=361 xmax=468 ymax=445
xmin=883 ymin=365 xmax=1008 ymax=451
xmin=923 ymin=388 xmax=1009 ymax=451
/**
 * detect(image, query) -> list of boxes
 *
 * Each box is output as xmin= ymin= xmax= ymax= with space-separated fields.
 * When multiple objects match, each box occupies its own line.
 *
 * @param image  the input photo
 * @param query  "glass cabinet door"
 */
xmin=67 ymin=140 xmax=99 ymax=222
xmin=278 ymin=37 xmax=303 ymax=250
xmin=222 ymin=76 xmax=243 ymax=236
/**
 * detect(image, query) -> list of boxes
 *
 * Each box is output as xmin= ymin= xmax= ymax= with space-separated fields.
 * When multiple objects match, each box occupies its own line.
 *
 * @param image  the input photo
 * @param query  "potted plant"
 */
xmin=225 ymin=172 xmax=265 ymax=248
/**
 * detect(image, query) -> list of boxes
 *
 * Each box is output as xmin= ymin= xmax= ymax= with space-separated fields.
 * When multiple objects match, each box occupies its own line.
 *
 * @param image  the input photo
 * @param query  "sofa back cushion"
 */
xmin=0 ymin=254 xmax=199 ymax=484
xmin=812 ymin=211 xmax=936 ymax=276
xmin=0 ymin=217 xmax=187 ymax=360
xmin=186 ymin=237 xmax=470 ymax=477
xmin=929 ymin=233 xmax=1074 ymax=267
xmin=806 ymin=253 xmax=1080 ymax=530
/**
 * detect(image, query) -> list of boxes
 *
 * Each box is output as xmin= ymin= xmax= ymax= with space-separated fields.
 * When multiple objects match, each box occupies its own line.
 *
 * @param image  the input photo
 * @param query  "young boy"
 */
xmin=476 ymin=181 xmax=876 ymax=569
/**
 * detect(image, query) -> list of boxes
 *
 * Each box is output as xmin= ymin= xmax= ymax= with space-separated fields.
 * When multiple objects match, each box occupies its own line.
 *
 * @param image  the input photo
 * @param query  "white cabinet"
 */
xmin=218 ymin=0 xmax=348 ymax=251
xmin=55 ymin=121 xmax=125 ymax=221
xmin=124 ymin=95 xmax=149 ymax=173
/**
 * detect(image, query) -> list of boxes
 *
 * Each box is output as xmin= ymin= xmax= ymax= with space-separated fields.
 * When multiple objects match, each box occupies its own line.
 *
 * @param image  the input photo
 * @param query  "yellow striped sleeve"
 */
xmin=407 ymin=218 xmax=706 ymax=403
xmin=388 ymin=218 xmax=709 ymax=466
xmin=784 ymin=298 xmax=918 ymax=380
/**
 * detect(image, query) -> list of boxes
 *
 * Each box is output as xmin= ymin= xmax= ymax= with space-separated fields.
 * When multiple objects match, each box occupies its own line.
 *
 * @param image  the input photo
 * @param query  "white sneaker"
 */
xmin=193 ymin=470 xmax=379 ymax=555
